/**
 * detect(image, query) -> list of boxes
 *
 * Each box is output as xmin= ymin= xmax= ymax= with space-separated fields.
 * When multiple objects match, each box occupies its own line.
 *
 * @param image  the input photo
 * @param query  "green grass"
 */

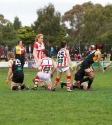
xmin=0 ymin=67 xmax=112 ymax=125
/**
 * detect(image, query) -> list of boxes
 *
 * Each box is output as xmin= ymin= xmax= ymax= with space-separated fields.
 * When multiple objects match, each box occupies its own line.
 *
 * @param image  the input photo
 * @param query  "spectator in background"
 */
xmin=77 ymin=54 xmax=82 ymax=61
xmin=5 ymin=45 xmax=8 ymax=57
xmin=74 ymin=47 xmax=79 ymax=55
xmin=26 ymin=44 xmax=33 ymax=54
xmin=81 ymin=53 xmax=85 ymax=60
xmin=50 ymin=46 xmax=54 ymax=57
xmin=54 ymin=45 xmax=60 ymax=57
xmin=74 ymin=54 xmax=78 ymax=61
xmin=84 ymin=46 xmax=88 ymax=56
xmin=0 ymin=45 xmax=4 ymax=55
xmin=104 ymin=52 xmax=107 ymax=60
xmin=14 ymin=40 xmax=25 ymax=69
xmin=103 ymin=48 xmax=112 ymax=72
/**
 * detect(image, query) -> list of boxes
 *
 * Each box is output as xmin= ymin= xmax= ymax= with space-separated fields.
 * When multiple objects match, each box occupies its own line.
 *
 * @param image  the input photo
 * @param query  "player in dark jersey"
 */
xmin=80 ymin=44 xmax=103 ymax=90
xmin=6 ymin=52 xmax=29 ymax=90
xmin=60 ymin=61 xmax=94 ymax=90
xmin=60 ymin=45 xmax=96 ymax=90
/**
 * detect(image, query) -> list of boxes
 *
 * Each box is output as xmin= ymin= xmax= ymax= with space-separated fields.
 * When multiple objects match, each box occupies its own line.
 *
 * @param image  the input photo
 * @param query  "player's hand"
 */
xmin=93 ymin=68 xmax=95 ymax=71
xmin=70 ymin=66 xmax=73 ymax=71
xmin=98 ymin=67 xmax=101 ymax=71
xmin=51 ymin=73 xmax=53 ymax=78
xmin=31 ymin=64 xmax=34 ymax=68
xmin=6 ymin=79 xmax=9 ymax=84
xmin=73 ymin=70 xmax=77 ymax=74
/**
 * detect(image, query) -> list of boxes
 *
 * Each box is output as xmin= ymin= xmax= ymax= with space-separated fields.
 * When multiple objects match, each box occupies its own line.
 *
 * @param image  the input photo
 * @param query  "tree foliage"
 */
xmin=62 ymin=1 xmax=94 ymax=40
xmin=83 ymin=4 xmax=112 ymax=44
xmin=13 ymin=16 xmax=22 ymax=30
xmin=32 ymin=3 xmax=66 ymax=46
xmin=0 ymin=14 xmax=18 ymax=46
xmin=17 ymin=26 xmax=36 ymax=45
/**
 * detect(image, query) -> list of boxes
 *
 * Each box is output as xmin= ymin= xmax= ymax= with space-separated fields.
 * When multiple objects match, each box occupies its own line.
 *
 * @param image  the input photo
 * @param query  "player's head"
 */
xmin=7 ymin=52 xmax=14 ymax=60
xmin=60 ymin=41 xmax=67 ymax=48
xmin=96 ymin=44 xmax=103 ymax=50
xmin=18 ymin=40 xmax=22 ymax=46
xmin=42 ymin=49 xmax=49 ymax=57
xmin=35 ymin=34 xmax=43 ymax=42
xmin=90 ymin=45 xmax=95 ymax=50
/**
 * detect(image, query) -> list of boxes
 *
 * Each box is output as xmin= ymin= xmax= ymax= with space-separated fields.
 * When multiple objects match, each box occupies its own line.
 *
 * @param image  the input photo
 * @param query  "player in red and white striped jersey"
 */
xmin=33 ymin=34 xmax=45 ymax=66
xmin=33 ymin=34 xmax=45 ymax=87
xmin=31 ymin=49 xmax=57 ymax=90
xmin=52 ymin=41 xmax=73 ymax=92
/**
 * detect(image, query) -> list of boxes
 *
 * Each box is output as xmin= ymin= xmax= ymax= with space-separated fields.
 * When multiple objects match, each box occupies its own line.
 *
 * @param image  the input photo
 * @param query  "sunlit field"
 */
xmin=0 ymin=67 xmax=112 ymax=125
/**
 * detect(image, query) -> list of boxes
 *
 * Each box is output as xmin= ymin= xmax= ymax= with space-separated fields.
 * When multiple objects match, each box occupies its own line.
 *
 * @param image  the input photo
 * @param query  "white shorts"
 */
xmin=37 ymin=72 xmax=51 ymax=82
xmin=57 ymin=66 xmax=69 ymax=72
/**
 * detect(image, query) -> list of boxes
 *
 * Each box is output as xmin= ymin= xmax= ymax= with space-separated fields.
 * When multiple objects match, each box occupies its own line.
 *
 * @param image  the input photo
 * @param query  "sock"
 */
xmin=88 ymin=79 xmax=93 ymax=88
xmin=54 ymin=78 xmax=60 ymax=88
xmin=47 ymin=85 xmax=52 ymax=90
xmin=34 ymin=75 xmax=39 ymax=87
xmin=73 ymin=85 xmax=79 ymax=89
xmin=12 ymin=86 xmax=18 ymax=90
xmin=40 ymin=79 xmax=44 ymax=86
xmin=21 ymin=85 xmax=25 ymax=90
xmin=104 ymin=67 xmax=106 ymax=70
xmin=66 ymin=76 xmax=71 ymax=90
xmin=61 ymin=82 xmax=67 ymax=86
xmin=80 ymin=77 xmax=91 ymax=85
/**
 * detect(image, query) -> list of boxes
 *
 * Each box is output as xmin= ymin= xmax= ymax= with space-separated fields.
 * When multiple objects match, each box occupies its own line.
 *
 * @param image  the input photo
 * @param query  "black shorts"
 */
xmin=81 ymin=61 xmax=91 ymax=70
xmin=12 ymin=73 xmax=24 ymax=83
xmin=74 ymin=73 xmax=83 ymax=81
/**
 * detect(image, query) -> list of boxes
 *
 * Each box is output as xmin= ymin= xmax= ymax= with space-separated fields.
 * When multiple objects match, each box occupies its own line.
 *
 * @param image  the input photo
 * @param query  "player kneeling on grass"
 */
xmin=60 ymin=81 xmax=88 ymax=90
xmin=60 ymin=61 xmax=94 ymax=90
xmin=6 ymin=52 xmax=29 ymax=90
xmin=31 ymin=49 xmax=57 ymax=90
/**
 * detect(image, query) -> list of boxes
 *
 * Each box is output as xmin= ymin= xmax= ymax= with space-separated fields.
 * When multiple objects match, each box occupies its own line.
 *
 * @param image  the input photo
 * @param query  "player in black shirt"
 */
xmin=6 ymin=52 xmax=29 ymax=90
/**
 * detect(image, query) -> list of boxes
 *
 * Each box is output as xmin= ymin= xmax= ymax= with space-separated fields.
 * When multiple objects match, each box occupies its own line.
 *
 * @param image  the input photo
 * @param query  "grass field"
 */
xmin=0 ymin=67 xmax=112 ymax=125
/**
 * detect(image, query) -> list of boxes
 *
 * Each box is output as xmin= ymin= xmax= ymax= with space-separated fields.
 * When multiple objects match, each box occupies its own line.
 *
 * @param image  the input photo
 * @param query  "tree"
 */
xmin=0 ymin=14 xmax=9 ymax=42
xmin=13 ymin=16 xmax=22 ymax=30
xmin=17 ymin=26 xmax=36 ymax=45
xmin=0 ymin=14 xmax=17 ymax=45
xmin=2 ymin=22 xmax=18 ymax=46
xmin=62 ymin=1 xmax=94 ymax=41
xmin=83 ymin=4 xmax=112 ymax=44
xmin=32 ymin=3 xmax=64 ymax=46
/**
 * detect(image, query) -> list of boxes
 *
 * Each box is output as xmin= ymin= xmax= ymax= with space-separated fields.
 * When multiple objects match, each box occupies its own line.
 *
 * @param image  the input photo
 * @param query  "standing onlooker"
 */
xmin=103 ymin=47 xmax=112 ymax=72
xmin=83 ymin=46 xmax=88 ymax=56
xmin=103 ymin=52 xmax=107 ymax=60
xmin=52 ymin=41 xmax=73 ymax=92
xmin=5 ymin=45 xmax=8 ymax=57
xmin=14 ymin=40 xmax=25 ymax=69
xmin=33 ymin=34 xmax=45 ymax=87
xmin=49 ymin=46 xmax=54 ymax=57
xmin=54 ymin=45 xmax=60 ymax=57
